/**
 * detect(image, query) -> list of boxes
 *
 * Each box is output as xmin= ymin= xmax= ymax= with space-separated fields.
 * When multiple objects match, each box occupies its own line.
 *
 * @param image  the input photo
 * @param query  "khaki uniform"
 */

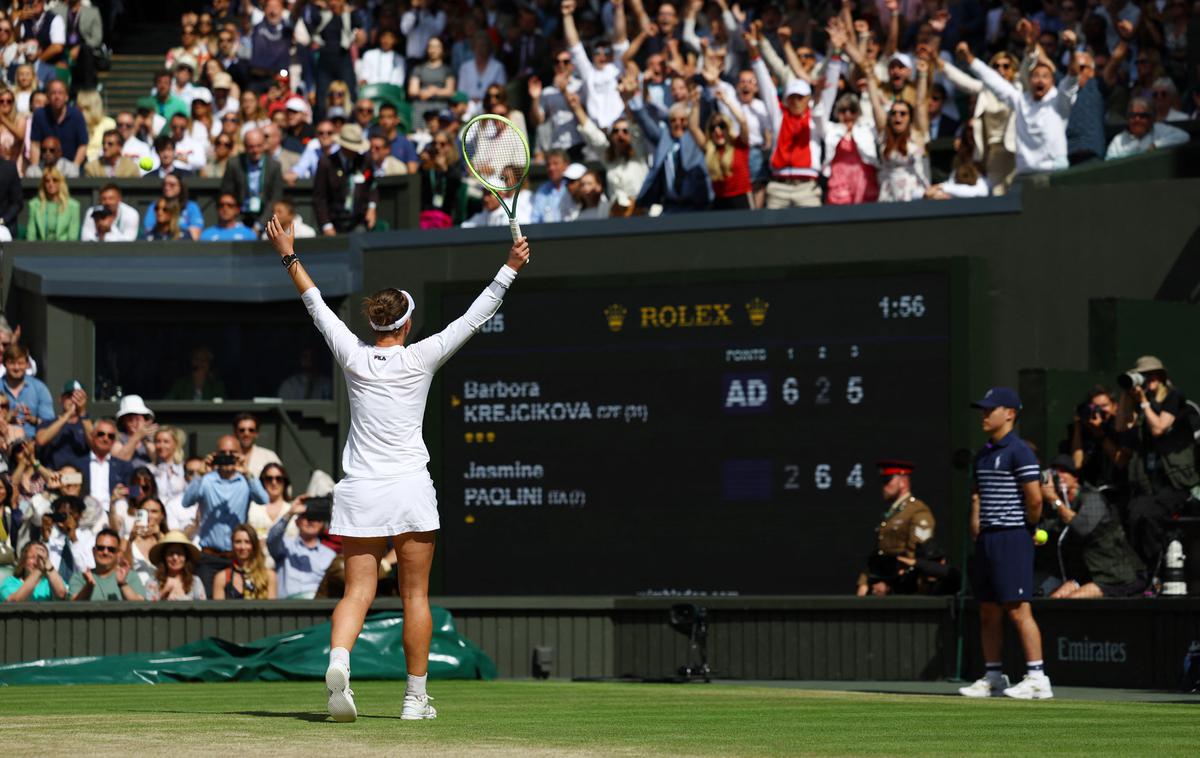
xmin=857 ymin=494 xmax=936 ymax=590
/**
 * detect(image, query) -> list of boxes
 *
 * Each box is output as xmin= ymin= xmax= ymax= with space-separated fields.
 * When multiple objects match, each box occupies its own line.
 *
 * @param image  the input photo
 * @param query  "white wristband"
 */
xmin=494 ymin=264 xmax=517 ymax=289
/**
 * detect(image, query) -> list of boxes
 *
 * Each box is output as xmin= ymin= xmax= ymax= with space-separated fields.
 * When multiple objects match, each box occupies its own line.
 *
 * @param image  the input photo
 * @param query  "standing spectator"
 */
xmin=84 ymin=129 xmax=139 ymax=178
xmin=940 ymin=48 xmax=1016 ymax=191
xmin=408 ymin=37 xmax=456 ymax=126
xmin=25 ymin=135 xmax=80 ymax=178
xmin=0 ymin=542 xmax=68 ymax=602
xmin=147 ymin=530 xmax=206 ymax=601
xmin=25 ymin=168 xmax=80 ymax=241
xmin=375 ymin=102 xmax=419 ymax=172
xmin=248 ymin=461 xmax=299 ymax=548
xmin=457 ymin=32 xmax=506 ymax=109
xmin=631 ymin=85 xmax=712 ymax=214
xmin=268 ymin=499 xmax=337 ymax=599
xmin=181 ymin=435 xmax=269 ymax=594
xmin=151 ymin=426 xmax=189 ymax=529
xmin=357 ymin=28 xmax=405 ymax=88
xmin=2 ymin=344 xmax=51 ymax=439
xmin=570 ymin=87 xmax=647 ymax=209
xmin=0 ymin=156 xmax=21 ymax=239
xmin=733 ymin=69 xmax=772 ymax=209
xmin=400 ymin=0 xmax=447 ymax=70
xmin=927 ymin=84 xmax=959 ymax=139
xmin=142 ymin=175 xmax=204 ymax=240
xmin=305 ymin=0 xmax=362 ymax=106
xmin=233 ymin=413 xmax=281 ymax=479
xmin=20 ymin=0 xmax=67 ymax=86
xmin=0 ymin=87 xmax=27 ymax=165
xmin=689 ymin=88 xmax=752 ymax=211
xmin=247 ymin=0 xmax=293 ymax=93
xmin=501 ymin=4 xmax=551 ymax=84
xmin=212 ymin=524 xmax=277 ymax=599
xmin=125 ymin=496 xmax=168 ymax=588
xmin=313 ymin=123 xmax=377 ymax=235
xmin=200 ymin=192 xmax=257 ymax=241
xmin=822 ymin=93 xmax=880 ymax=206
xmin=35 ymin=381 xmax=92 ymax=469
xmin=528 ymin=56 xmax=585 ymax=162
xmin=81 ymin=184 xmax=139 ymax=242
xmin=221 ymin=128 xmax=283 ymax=233
xmin=69 ymin=527 xmax=147 ymax=601
xmin=869 ymin=56 xmax=931 ymax=202
xmin=562 ymin=0 xmax=627 ymax=130
xmin=1104 ymin=98 xmax=1189 ymax=160
xmin=75 ymin=417 xmax=132 ymax=516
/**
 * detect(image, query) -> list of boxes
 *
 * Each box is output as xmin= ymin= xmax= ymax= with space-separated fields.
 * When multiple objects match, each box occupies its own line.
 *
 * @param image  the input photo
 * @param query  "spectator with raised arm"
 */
xmin=35 ymin=380 xmax=93 ymax=469
xmin=572 ymin=81 xmax=648 ymax=208
xmin=689 ymin=86 xmax=752 ymax=211
xmin=630 ymin=81 xmax=712 ymax=213
xmin=563 ymin=0 xmax=630 ymax=130
xmin=268 ymin=499 xmax=337 ymax=599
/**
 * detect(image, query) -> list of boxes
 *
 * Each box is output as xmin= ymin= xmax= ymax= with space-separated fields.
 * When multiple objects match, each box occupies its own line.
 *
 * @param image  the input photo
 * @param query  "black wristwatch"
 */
xmin=281 ymin=254 xmax=299 ymax=269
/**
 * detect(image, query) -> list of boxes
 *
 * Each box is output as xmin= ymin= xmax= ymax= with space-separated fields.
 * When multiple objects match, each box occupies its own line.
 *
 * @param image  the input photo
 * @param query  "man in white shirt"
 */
xmin=83 ymin=418 xmax=132 ymax=515
xmin=234 ymin=413 xmax=281 ymax=478
xmin=1105 ymin=97 xmax=1189 ymax=160
xmin=356 ymin=29 xmax=406 ymax=87
xmin=167 ymin=112 xmax=210 ymax=174
xmin=562 ymin=0 xmax=629 ymax=129
xmin=81 ymin=184 xmax=140 ymax=242
xmin=958 ymin=41 xmax=1068 ymax=175
xmin=289 ymin=119 xmax=340 ymax=181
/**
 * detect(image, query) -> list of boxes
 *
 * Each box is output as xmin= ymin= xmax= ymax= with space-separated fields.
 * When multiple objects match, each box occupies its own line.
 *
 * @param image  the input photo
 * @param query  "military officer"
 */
xmin=856 ymin=460 xmax=936 ymax=596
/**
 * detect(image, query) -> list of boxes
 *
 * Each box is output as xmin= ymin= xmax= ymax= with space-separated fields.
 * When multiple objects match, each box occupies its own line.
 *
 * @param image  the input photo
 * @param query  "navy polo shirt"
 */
xmin=30 ymin=105 xmax=89 ymax=162
xmin=974 ymin=431 xmax=1040 ymax=529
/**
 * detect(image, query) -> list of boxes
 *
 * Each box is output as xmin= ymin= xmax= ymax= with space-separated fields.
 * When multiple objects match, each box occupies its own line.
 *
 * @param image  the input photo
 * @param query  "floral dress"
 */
xmin=877 ymin=133 xmax=930 ymax=203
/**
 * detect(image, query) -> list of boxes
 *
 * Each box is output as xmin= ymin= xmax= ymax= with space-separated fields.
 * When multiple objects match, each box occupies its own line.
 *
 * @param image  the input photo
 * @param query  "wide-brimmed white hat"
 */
xmin=116 ymin=394 xmax=155 ymax=420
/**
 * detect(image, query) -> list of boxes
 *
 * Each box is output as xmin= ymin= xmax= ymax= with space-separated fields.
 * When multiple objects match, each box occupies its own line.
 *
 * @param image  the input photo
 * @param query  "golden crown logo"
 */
xmin=745 ymin=298 xmax=769 ymax=327
xmin=603 ymin=304 xmax=628 ymax=332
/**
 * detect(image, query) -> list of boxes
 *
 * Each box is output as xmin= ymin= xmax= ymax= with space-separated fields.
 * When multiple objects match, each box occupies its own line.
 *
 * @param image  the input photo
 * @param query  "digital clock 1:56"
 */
xmin=878 ymin=295 xmax=926 ymax=319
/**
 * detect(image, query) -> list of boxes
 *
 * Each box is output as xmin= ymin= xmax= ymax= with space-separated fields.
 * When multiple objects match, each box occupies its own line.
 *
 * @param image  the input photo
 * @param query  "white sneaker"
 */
xmin=958 ymin=675 xmax=1009 ymax=698
xmin=401 ymin=693 xmax=437 ymax=720
xmin=1003 ymin=674 xmax=1054 ymax=700
xmin=326 ymin=663 xmax=358 ymax=722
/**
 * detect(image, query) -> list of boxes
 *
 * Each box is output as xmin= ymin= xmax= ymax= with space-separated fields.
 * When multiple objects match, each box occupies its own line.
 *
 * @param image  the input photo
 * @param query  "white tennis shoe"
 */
xmin=326 ymin=662 xmax=358 ymax=722
xmin=401 ymin=693 xmax=437 ymax=720
xmin=958 ymin=675 xmax=1009 ymax=697
xmin=1003 ymin=674 xmax=1054 ymax=700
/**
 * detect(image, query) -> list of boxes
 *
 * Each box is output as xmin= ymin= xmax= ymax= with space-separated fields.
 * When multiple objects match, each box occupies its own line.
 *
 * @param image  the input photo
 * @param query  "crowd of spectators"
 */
xmin=0 ymin=0 xmax=1191 ymax=237
xmin=0 ymin=332 xmax=365 ymax=601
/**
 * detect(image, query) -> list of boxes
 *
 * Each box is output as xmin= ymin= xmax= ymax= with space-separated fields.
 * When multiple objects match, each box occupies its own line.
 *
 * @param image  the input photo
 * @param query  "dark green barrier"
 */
xmin=0 ymin=607 xmax=495 ymax=686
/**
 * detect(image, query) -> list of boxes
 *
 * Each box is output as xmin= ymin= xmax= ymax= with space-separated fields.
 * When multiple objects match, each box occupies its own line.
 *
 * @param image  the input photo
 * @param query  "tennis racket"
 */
xmin=460 ymin=114 xmax=532 ymax=244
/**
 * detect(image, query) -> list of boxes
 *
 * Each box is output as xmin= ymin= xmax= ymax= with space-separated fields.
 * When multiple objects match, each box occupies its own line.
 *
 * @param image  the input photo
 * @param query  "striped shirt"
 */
xmin=974 ymin=432 xmax=1040 ymax=528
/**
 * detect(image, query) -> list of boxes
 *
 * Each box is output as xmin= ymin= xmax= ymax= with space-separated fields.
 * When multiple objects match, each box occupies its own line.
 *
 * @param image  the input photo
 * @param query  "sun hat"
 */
xmin=149 ymin=530 xmax=201 ymax=565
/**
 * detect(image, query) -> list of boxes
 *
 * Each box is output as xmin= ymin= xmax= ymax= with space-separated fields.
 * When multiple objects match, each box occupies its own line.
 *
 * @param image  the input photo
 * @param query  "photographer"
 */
xmin=68 ymin=527 xmax=147 ymax=602
xmin=267 ymin=496 xmax=336 ymax=600
xmin=39 ymin=494 xmax=95 ymax=583
xmin=1068 ymin=386 xmax=1127 ymax=488
xmin=1041 ymin=456 xmax=1146 ymax=599
xmin=1 ymin=542 xmax=68 ymax=602
xmin=181 ymin=435 xmax=269 ymax=595
xmin=1112 ymin=356 xmax=1197 ymax=571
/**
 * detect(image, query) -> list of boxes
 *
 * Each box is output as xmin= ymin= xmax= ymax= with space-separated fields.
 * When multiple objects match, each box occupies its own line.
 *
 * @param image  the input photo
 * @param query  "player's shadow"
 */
xmin=227 ymin=710 xmax=405 ymax=722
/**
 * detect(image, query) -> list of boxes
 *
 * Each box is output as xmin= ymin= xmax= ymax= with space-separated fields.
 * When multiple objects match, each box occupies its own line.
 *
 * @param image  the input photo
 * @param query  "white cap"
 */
xmin=784 ymin=78 xmax=812 ymax=98
xmin=116 ymin=394 xmax=155 ymax=420
xmin=888 ymin=52 xmax=914 ymax=69
xmin=285 ymin=96 xmax=309 ymax=113
xmin=563 ymin=162 xmax=587 ymax=181
xmin=190 ymin=87 xmax=213 ymax=105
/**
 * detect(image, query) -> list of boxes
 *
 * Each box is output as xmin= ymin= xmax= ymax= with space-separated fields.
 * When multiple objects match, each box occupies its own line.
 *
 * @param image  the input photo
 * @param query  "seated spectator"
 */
xmin=1041 ymin=456 xmax=1146 ymax=599
xmin=209 ymin=71 xmax=239 ymax=120
xmin=0 ymin=86 xmax=27 ymax=165
xmin=147 ymin=530 xmax=206 ymax=600
xmin=288 ymin=119 xmax=339 ymax=182
xmin=248 ymin=462 xmax=299 ymax=550
xmin=314 ymin=124 xmax=378 ymax=235
xmin=221 ymin=128 xmax=283 ymax=233
xmin=925 ymin=152 xmax=990 ymax=199
xmin=276 ymin=346 xmax=333 ymax=399
xmin=281 ymin=96 xmax=314 ymax=153
xmin=375 ymin=102 xmax=419 ymax=172
xmin=113 ymin=395 xmax=156 ymax=469
xmin=269 ymin=198 xmax=316 ymax=239
xmin=20 ymin=0 xmax=67 ymax=87
xmin=855 ymin=460 xmax=935 ymax=597
xmin=357 ymin=28 xmax=405 ymax=88
xmin=482 ymin=84 xmax=528 ymax=140
xmin=12 ymin=64 xmax=35 ymax=114
xmin=264 ymin=123 xmax=302 ymax=179
xmin=151 ymin=135 xmax=194 ymax=179
xmin=69 ymin=527 xmax=147 ymax=601
xmin=170 ymin=55 xmax=201 ymax=108
xmin=457 ymin=31 xmax=506 ymax=109
xmin=1104 ymin=98 xmax=1189 ymax=160
xmin=85 ymin=129 xmax=140 ymax=178
xmin=166 ymin=345 xmax=226 ymax=401
xmin=408 ymin=37 xmax=456 ymax=126
xmin=74 ymin=416 xmax=133 ymax=516
xmin=34 ymin=380 xmax=93 ymax=469
xmin=190 ymin=90 xmax=216 ymax=142
xmin=151 ymin=68 xmax=190 ymax=123
xmin=81 ymin=184 xmax=140 ymax=242
xmin=41 ymin=494 xmax=95 ymax=583
xmin=368 ymin=133 xmax=408 ymax=176
xmin=571 ymin=170 xmax=611 ymax=220
xmin=201 ymin=192 xmax=257 ymax=241
xmin=268 ymin=499 xmax=337 ymax=599
xmin=142 ymin=174 xmax=204 ymax=241
xmin=233 ymin=413 xmax=280 ymax=478
xmin=238 ymin=89 xmax=270 ymax=136
xmin=1151 ymin=78 xmax=1187 ymax=123
xmin=212 ymin=523 xmax=277 ymax=599
xmin=461 ymin=166 xmax=533 ymax=228
xmin=167 ymin=112 xmax=209 ymax=173
xmin=1 ymin=542 xmax=68 ymax=602
xmin=0 ymin=156 xmax=21 ymax=240
xmin=125 ymin=496 xmax=168 ymax=587
xmin=25 ymin=136 xmax=81 ymax=179
xmin=530 ymin=150 xmax=573 ymax=223
xmin=77 ymin=90 xmax=114 ymax=163
xmin=166 ymin=23 xmax=209 ymax=73
xmin=120 ymin=104 xmax=154 ymax=160
xmin=417 ymin=132 xmax=463 ymax=228
xmin=690 ymin=88 xmax=752 ymax=211
xmin=204 ymin=132 xmax=236 ymax=178
xmin=25 ymin=168 xmax=80 ymax=241
xmin=352 ymin=97 xmax=376 ymax=133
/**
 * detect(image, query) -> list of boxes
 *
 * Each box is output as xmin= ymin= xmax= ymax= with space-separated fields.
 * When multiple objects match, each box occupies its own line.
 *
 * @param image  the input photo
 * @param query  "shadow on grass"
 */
xmin=227 ymin=710 xmax=407 ymax=722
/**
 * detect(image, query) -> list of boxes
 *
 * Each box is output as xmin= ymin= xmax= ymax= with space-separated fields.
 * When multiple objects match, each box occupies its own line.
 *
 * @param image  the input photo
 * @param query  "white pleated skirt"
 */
xmin=330 ymin=470 xmax=440 ymax=537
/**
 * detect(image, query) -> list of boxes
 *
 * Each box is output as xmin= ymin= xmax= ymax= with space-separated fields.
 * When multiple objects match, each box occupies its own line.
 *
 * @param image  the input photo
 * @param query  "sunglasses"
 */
xmin=94 ymin=545 xmax=119 ymax=554
xmin=611 ymin=126 xmax=629 ymax=133
xmin=1129 ymin=112 xmax=1152 ymax=119
xmin=1153 ymin=91 xmax=1170 ymax=98
xmin=261 ymin=475 xmax=286 ymax=483
xmin=995 ymin=62 xmax=1012 ymax=70
xmin=94 ymin=431 xmax=116 ymax=440
xmin=223 ymin=115 xmax=240 ymax=122
xmin=799 ymin=52 xmax=816 ymax=59
xmin=330 ymin=92 xmax=346 ymax=99
xmin=356 ymin=107 xmax=374 ymax=114
xmin=217 ymin=139 xmax=233 ymax=147
xmin=433 ymin=140 xmax=449 ymax=146
xmin=555 ymin=58 xmax=571 ymax=65
xmin=218 ymin=200 xmax=239 ymax=207
xmin=117 ymin=122 xmax=134 ymax=128
xmin=0 ymin=98 xmax=11 ymax=104
xmin=317 ymin=130 xmax=335 ymax=136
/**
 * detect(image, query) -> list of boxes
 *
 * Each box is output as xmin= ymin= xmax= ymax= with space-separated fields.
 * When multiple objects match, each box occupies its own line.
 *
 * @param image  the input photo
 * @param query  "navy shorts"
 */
xmin=971 ymin=527 xmax=1034 ymax=603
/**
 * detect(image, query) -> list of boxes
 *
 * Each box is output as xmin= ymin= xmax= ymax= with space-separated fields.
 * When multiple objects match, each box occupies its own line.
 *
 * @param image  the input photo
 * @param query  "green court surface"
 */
xmin=1 ymin=679 xmax=1196 ymax=757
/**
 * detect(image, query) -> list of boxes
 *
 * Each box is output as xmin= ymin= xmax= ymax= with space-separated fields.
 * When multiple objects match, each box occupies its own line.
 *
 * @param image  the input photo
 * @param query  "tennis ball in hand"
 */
xmin=1034 ymin=529 xmax=1049 ymax=545
xmin=139 ymin=156 xmax=154 ymax=171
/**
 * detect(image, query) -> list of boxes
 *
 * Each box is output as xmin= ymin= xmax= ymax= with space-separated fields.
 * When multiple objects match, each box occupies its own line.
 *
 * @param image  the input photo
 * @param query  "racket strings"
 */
xmin=463 ymin=119 xmax=528 ymax=192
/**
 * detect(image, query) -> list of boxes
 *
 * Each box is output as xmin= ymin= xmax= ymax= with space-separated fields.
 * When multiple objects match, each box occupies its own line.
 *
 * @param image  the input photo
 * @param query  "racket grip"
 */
xmin=509 ymin=217 xmax=523 ymax=244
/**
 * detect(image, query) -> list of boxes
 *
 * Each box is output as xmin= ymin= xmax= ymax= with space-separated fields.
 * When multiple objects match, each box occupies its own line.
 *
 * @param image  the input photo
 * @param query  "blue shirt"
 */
xmin=30 ymin=105 xmax=89 ymax=163
xmin=37 ymin=417 xmax=89 ymax=469
xmin=200 ymin=223 xmax=257 ymax=241
xmin=388 ymin=133 xmax=419 ymax=164
xmin=530 ymin=179 xmax=569 ymax=223
xmin=267 ymin=516 xmax=337 ymax=599
xmin=3 ymin=376 xmax=54 ymax=437
xmin=182 ymin=471 xmax=269 ymax=551
xmin=144 ymin=200 xmax=205 ymax=236
xmin=974 ymin=431 xmax=1041 ymax=529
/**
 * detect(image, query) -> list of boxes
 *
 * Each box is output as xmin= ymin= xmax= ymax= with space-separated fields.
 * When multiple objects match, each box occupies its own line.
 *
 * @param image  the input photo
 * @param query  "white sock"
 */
xmin=330 ymin=646 xmax=350 ymax=671
xmin=1027 ymin=660 xmax=1046 ymax=679
xmin=406 ymin=673 xmax=427 ymax=698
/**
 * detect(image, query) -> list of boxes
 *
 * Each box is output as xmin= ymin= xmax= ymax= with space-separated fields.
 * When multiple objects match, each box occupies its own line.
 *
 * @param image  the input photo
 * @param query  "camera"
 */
xmin=212 ymin=452 xmax=237 ymax=467
xmin=304 ymin=496 xmax=333 ymax=522
xmin=1076 ymin=402 xmax=1100 ymax=421
xmin=50 ymin=510 xmax=70 ymax=523
xmin=60 ymin=472 xmax=82 ymax=486
xmin=1118 ymin=370 xmax=1145 ymax=391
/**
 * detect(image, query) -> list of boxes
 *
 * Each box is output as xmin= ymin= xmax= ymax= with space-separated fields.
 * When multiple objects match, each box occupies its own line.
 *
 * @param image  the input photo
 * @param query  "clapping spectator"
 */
xmin=201 ymin=192 xmax=257 ymax=241
xmin=34 ymin=380 xmax=93 ymax=469
xmin=1105 ymin=98 xmax=1189 ymax=160
xmin=75 ymin=416 xmax=133 ymax=515
xmin=357 ymin=28 xmax=405 ymax=88
xmin=85 ymin=129 xmax=140 ymax=178
xmin=147 ymin=530 xmax=206 ymax=600
xmin=143 ymin=175 xmax=204 ymax=240
xmin=26 ymin=168 xmax=80 ymax=241
xmin=1 ymin=541 xmax=68 ymax=602
xmin=69 ymin=527 xmax=147 ymax=601
xmin=0 ymin=86 xmax=26 ymax=165
xmin=113 ymin=395 xmax=157 ymax=468
xmin=212 ymin=524 xmax=276 ymax=599
xmin=409 ymin=37 xmax=456 ymax=125
xmin=690 ymin=87 xmax=752 ymax=210
xmin=81 ymin=184 xmax=140 ymax=242
xmin=822 ymin=91 xmax=880 ymax=205
xmin=40 ymin=494 xmax=95 ymax=583
xmin=267 ymin=498 xmax=337 ymax=599
xmin=221 ymin=128 xmax=283 ymax=233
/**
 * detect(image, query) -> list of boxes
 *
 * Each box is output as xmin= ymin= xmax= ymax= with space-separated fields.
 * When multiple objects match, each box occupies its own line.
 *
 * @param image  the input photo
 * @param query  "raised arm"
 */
xmin=688 ymin=88 xmax=706 ymax=147
xmin=958 ymin=42 xmax=1020 ymax=109
xmin=745 ymin=26 xmax=782 ymax=136
xmin=914 ymin=58 xmax=931 ymax=137
xmin=716 ymin=88 xmax=749 ymax=147
xmin=940 ymin=58 xmax=984 ymax=95
xmin=612 ymin=0 xmax=629 ymax=45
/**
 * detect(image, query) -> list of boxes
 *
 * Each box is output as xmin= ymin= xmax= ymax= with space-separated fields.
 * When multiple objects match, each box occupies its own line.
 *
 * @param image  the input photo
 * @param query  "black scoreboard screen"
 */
xmin=435 ymin=267 xmax=955 ymax=595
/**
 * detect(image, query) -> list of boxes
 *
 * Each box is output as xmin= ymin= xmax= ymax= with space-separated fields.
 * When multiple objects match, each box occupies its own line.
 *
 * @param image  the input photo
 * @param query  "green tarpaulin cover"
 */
xmin=0 ymin=608 xmax=496 ymax=686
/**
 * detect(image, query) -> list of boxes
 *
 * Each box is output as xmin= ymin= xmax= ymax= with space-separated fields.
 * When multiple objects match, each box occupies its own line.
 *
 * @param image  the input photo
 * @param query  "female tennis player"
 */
xmin=266 ymin=215 xmax=530 ymax=722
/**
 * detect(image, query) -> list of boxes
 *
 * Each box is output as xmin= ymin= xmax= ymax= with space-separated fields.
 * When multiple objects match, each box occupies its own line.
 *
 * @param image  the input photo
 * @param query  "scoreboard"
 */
xmin=434 ymin=266 xmax=957 ymax=595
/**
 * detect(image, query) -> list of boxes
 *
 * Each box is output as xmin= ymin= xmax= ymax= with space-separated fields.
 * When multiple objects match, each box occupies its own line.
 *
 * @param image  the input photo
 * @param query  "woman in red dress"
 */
xmin=690 ymin=88 xmax=752 ymax=210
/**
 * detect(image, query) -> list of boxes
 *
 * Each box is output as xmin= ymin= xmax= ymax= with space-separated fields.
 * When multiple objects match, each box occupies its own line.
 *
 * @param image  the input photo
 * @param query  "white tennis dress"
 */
xmin=302 ymin=265 xmax=517 ymax=537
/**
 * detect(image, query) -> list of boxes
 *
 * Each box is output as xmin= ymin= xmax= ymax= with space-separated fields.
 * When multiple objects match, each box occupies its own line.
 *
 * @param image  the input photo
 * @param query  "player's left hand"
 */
xmin=265 ymin=215 xmax=295 ymax=258
xmin=508 ymin=236 xmax=531 ymax=270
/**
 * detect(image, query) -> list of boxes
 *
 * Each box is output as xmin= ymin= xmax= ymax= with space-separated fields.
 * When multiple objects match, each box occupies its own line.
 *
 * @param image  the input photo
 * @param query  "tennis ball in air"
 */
xmin=1034 ymin=529 xmax=1049 ymax=545
xmin=139 ymin=156 xmax=154 ymax=171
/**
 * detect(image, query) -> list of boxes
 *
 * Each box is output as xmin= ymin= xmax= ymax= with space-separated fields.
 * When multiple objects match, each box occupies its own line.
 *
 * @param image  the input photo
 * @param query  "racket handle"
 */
xmin=509 ymin=217 xmax=523 ymax=244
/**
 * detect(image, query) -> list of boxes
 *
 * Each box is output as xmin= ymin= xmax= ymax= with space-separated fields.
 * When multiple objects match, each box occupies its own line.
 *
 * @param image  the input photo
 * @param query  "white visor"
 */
xmin=369 ymin=290 xmax=415 ymax=331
